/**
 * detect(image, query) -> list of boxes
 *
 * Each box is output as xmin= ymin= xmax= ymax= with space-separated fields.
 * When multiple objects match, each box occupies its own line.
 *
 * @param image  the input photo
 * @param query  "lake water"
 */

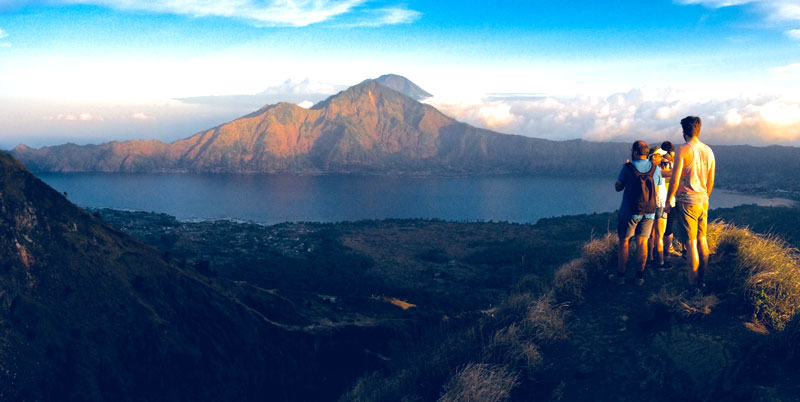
xmin=37 ymin=173 xmax=795 ymax=225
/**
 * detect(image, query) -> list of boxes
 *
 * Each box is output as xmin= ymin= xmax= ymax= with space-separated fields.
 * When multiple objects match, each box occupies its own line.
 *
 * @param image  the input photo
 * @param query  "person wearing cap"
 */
xmin=660 ymin=141 xmax=677 ymax=258
xmin=647 ymin=146 xmax=671 ymax=270
xmin=611 ymin=140 xmax=663 ymax=286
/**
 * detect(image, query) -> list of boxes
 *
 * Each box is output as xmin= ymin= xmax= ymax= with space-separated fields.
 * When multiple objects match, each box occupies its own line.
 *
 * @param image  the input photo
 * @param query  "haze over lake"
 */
xmin=38 ymin=173 xmax=793 ymax=225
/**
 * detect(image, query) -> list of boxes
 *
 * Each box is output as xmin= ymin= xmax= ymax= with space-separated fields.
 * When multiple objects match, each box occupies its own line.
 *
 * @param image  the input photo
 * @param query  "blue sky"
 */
xmin=1 ymin=0 xmax=799 ymax=147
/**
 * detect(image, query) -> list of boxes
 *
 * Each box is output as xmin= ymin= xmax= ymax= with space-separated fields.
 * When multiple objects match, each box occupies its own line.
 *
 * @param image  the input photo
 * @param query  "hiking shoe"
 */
xmin=656 ymin=261 xmax=673 ymax=271
xmin=609 ymin=273 xmax=625 ymax=285
xmin=634 ymin=277 xmax=645 ymax=286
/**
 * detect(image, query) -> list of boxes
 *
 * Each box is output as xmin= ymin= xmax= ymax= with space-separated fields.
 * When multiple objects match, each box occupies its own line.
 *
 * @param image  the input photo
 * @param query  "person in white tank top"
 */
xmin=665 ymin=116 xmax=716 ymax=295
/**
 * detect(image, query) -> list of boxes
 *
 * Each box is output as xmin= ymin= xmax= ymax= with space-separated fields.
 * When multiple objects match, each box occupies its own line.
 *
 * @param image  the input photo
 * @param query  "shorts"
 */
xmin=618 ymin=214 xmax=654 ymax=240
xmin=675 ymin=202 xmax=708 ymax=242
xmin=655 ymin=207 xmax=667 ymax=220
xmin=664 ymin=207 xmax=676 ymax=237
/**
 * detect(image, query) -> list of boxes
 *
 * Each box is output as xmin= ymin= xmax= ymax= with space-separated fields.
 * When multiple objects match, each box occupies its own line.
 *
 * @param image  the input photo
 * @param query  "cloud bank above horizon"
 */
xmin=426 ymin=88 xmax=800 ymax=146
xmin=1 ymin=1 xmax=799 ymax=148
xmin=2 ymin=0 xmax=420 ymax=27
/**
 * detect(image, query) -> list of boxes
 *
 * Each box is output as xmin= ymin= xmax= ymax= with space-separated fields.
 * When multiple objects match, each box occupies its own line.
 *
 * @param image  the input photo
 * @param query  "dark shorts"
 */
xmin=618 ymin=215 xmax=654 ymax=240
xmin=664 ymin=207 xmax=676 ymax=237
xmin=675 ymin=202 xmax=708 ymax=241
xmin=655 ymin=207 xmax=667 ymax=220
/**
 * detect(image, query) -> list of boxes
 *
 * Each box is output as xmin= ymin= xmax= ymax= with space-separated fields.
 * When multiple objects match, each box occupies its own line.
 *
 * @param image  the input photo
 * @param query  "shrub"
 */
xmin=553 ymin=259 xmax=588 ymax=304
xmin=522 ymin=295 xmax=569 ymax=344
xmin=487 ymin=324 xmax=543 ymax=373
xmin=438 ymin=363 xmax=518 ymax=402
xmin=711 ymin=222 xmax=800 ymax=330
xmin=580 ymin=233 xmax=617 ymax=275
xmin=649 ymin=286 xmax=719 ymax=317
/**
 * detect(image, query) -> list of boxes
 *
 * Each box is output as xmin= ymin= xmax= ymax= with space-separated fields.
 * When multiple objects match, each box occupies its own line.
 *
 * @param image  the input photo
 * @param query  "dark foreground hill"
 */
xmin=0 ymin=151 xmax=397 ymax=401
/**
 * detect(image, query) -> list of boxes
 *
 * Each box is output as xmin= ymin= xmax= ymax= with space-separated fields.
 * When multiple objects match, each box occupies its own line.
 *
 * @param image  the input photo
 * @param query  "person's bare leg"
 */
xmin=637 ymin=236 xmax=648 ymax=273
xmin=698 ymin=236 xmax=709 ymax=284
xmin=686 ymin=237 xmax=699 ymax=285
xmin=665 ymin=233 xmax=673 ymax=255
xmin=618 ymin=237 xmax=630 ymax=275
xmin=656 ymin=219 xmax=666 ymax=265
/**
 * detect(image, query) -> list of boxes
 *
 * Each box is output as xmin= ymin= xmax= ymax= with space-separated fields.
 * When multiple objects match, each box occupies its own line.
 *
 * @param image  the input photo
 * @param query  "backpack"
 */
xmin=626 ymin=162 xmax=657 ymax=215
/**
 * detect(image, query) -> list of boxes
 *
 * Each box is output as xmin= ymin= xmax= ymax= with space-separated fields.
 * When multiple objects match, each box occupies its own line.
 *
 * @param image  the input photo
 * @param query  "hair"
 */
xmin=660 ymin=141 xmax=673 ymax=153
xmin=680 ymin=116 xmax=702 ymax=137
xmin=631 ymin=141 xmax=649 ymax=159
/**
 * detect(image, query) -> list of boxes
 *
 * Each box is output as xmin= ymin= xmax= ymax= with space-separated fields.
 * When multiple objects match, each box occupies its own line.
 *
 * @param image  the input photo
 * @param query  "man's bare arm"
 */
xmin=706 ymin=159 xmax=715 ymax=197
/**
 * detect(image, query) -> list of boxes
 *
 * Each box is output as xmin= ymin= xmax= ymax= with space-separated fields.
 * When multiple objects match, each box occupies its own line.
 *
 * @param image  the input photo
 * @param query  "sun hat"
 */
xmin=649 ymin=147 xmax=667 ymax=157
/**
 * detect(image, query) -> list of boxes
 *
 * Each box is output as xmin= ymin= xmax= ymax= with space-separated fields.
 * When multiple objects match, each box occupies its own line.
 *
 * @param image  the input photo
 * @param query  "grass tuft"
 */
xmin=649 ymin=286 xmax=719 ymax=317
xmin=488 ymin=324 xmax=543 ymax=373
xmin=523 ymin=295 xmax=569 ymax=344
xmin=438 ymin=363 xmax=518 ymax=402
xmin=580 ymin=233 xmax=618 ymax=275
xmin=710 ymin=222 xmax=800 ymax=330
xmin=553 ymin=259 xmax=588 ymax=304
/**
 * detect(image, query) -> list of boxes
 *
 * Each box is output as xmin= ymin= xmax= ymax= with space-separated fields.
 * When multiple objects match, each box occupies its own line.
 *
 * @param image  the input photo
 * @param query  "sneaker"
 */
xmin=635 ymin=277 xmax=645 ymax=286
xmin=656 ymin=261 xmax=672 ymax=271
xmin=609 ymin=273 xmax=625 ymax=285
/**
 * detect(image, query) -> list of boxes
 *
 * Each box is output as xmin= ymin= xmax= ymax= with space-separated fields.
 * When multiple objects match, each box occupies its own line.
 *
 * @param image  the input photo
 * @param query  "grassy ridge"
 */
xmin=340 ymin=222 xmax=800 ymax=401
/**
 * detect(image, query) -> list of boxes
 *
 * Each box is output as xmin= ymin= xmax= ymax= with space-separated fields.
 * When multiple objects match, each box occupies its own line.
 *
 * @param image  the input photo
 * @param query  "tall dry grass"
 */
xmin=340 ymin=231 xmax=643 ymax=401
xmin=709 ymin=222 xmax=800 ymax=331
xmin=579 ymin=233 xmax=618 ymax=274
xmin=649 ymin=286 xmax=719 ymax=316
xmin=438 ymin=363 xmax=518 ymax=402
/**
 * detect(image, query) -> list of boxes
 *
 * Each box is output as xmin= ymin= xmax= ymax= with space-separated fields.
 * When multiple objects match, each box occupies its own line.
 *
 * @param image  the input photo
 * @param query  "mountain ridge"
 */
xmin=10 ymin=76 xmax=629 ymax=175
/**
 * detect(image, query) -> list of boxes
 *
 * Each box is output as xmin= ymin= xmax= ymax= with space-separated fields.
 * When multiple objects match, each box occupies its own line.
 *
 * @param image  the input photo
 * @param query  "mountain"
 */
xmin=11 ymin=75 xmax=800 ymax=200
xmin=0 ymin=151 xmax=378 ymax=401
xmin=10 ymin=76 xmax=628 ymax=175
xmin=372 ymin=73 xmax=432 ymax=100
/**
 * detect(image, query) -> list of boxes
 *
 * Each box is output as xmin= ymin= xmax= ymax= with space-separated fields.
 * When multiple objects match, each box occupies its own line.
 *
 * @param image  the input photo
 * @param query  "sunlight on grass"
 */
xmin=709 ymin=221 xmax=800 ymax=330
xmin=649 ymin=286 xmax=719 ymax=317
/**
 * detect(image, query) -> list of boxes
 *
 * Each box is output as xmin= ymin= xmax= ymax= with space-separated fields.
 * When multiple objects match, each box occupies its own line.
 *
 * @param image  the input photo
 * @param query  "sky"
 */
xmin=1 ymin=0 xmax=799 ymax=149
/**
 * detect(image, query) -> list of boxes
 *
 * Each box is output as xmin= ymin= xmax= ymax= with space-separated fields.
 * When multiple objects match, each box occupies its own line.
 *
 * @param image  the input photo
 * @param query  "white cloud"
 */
xmin=0 ymin=27 xmax=9 ymax=47
xmin=296 ymin=100 xmax=314 ymax=109
xmin=49 ymin=112 xmax=101 ymax=121
xmin=787 ymin=29 xmax=800 ymax=39
xmin=675 ymin=0 xmax=755 ymax=6
xmin=676 ymin=0 xmax=800 ymax=23
xmin=35 ymin=0 xmax=420 ymax=27
xmin=337 ymin=6 xmax=421 ymax=27
xmin=771 ymin=62 xmax=800 ymax=79
xmin=260 ymin=78 xmax=341 ymax=95
xmin=426 ymin=88 xmax=800 ymax=145
xmin=132 ymin=112 xmax=149 ymax=120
